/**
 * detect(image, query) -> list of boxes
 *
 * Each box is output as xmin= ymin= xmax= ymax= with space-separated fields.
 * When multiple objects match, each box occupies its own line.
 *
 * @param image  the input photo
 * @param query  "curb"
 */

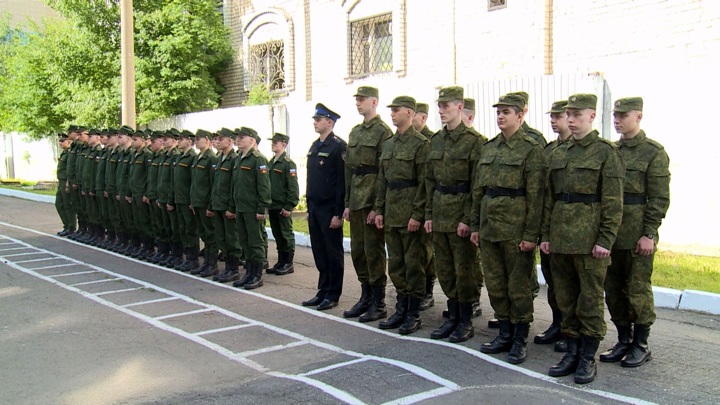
xmin=2 ymin=187 xmax=719 ymax=316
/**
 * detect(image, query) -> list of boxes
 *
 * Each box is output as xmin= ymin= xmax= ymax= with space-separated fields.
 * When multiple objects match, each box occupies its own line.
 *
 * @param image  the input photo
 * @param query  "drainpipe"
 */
xmin=544 ymin=0 xmax=554 ymax=75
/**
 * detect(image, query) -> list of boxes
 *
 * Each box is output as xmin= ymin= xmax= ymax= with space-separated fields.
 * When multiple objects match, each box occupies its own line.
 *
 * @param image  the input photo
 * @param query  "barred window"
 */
xmin=349 ymin=13 xmax=392 ymax=77
xmin=248 ymin=40 xmax=285 ymax=91
xmin=488 ymin=0 xmax=507 ymax=11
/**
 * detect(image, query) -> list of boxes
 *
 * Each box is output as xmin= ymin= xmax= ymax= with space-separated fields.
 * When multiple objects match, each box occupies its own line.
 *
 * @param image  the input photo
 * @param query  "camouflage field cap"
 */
xmin=354 ymin=86 xmax=379 ymax=98
xmin=416 ymin=103 xmax=429 ymax=114
xmin=492 ymin=93 xmax=525 ymax=109
xmin=547 ymin=100 xmax=569 ymax=114
xmin=216 ymin=127 xmax=236 ymax=138
xmin=237 ymin=126 xmax=260 ymax=143
xmin=437 ymin=86 xmax=464 ymax=102
xmin=566 ymin=94 xmax=598 ymax=110
xmin=613 ymin=97 xmax=643 ymax=112
xmin=118 ymin=125 xmax=135 ymax=136
xmin=195 ymin=129 xmax=213 ymax=139
xmin=268 ymin=132 xmax=290 ymax=143
xmin=463 ymin=98 xmax=476 ymax=111
xmin=387 ymin=95 xmax=417 ymax=111
xmin=509 ymin=91 xmax=529 ymax=105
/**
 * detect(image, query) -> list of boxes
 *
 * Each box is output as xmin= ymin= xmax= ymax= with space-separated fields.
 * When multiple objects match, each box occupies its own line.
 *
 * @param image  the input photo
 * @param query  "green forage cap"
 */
xmin=492 ymin=93 xmax=525 ymax=109
xmin=613 ymin=97 xmax=643 ymax=112
xmin=237 ymin=126 xmax=260 ymax=143
xmin=149 ymin=130 xmax=164 ymax=140
xmin=509 ymin=91 xmax=529 ymax=105
xmin=76 ymin=126 xmax=88 ymax=132
xmin=463 ymin=98 xmax=476 ymax=111
xmin=416 ymin=103 xmax=429 ymax=114
xmin=216 ymin=127 xmax=236 ymax=138
xmin=386 ymin=95 xmax=417 ymax=111
xmin=67 ymin=125 xmax=78 ymax=133
xmin=195 ymin=129 xmax=213 ymax=139
xmin=437 ymin=86 xmax=464 ymax=102
xmin=118 ymin=125 xmax=135 ymax=135
xmin=547 ymin=100 xmax=569 ymax=113
xmin=268 ymin=132 xmax=290 ymax=143
xmin=88 ymin=128 xmax=100 ymax=136
xmin=566 ymin=93 xmax=598 ymax=110
xmin=165 ymin=128 xmax=181 ymax=138
xmin=133 ymin=129 xmax=149 ymax=139
xmin=178 ymin=130 xmax=195 ymax=139
xmin=58 ymin=133 xmax=69 ymax=140
xmin=354 ymin=86 xmax=379 ymax=98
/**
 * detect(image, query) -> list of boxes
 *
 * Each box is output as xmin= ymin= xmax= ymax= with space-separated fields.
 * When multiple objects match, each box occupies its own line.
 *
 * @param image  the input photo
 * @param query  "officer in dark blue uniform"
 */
xmin=302 ymin=103 xmax=348 ymax=311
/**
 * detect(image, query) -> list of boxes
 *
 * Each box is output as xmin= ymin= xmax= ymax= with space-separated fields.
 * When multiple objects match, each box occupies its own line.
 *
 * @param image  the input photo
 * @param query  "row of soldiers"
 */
xmin=329 ymin=86 xmax=669 ymax=385
xmin=55 ymin=125 xmax=300 ymax=291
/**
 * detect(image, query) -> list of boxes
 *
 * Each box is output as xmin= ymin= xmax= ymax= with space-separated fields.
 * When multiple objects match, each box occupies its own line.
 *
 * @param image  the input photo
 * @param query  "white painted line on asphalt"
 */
xmin=194 ymin=324 xmax=254 ymax=336
xmin=0 ymin=246 xmax=29 ymax=252
xmin=94 ymin=287 xmax=144 ymax=296
xmin=266 ymin=372 xmax=366 ymax=405
xmin=70 ymin=278 xmax=122 ymax=286
xmin=0 ymin=251 xmax=46 ymax=258
xmin=122 ymin=297 xmax=180 ymax=307
xmin=49 ymin=269 xmax=97 ymax=277
xmin=14 ymin=257 xmax=62 ymax=264
xmin=0 ymin=242 xmax=17 ymax=245
xmin=300 ymin=358 xmax=370 ymax=376
xmin=382 ymin=387 xmax=456 ymax=405
xmin=154 ymin=308 xmax=214 ymax=320
xmin=366 ymin=355 xmax=460 ymax=390
xmin=31 ymin=263 xmax=78 ymax=271
xmin=238 ymin=340 xmax=307 ymax=357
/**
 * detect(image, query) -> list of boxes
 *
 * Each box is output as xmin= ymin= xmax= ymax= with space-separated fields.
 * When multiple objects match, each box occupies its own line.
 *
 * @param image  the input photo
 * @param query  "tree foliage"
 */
xmin=0 ymin=0 xmax=232 ymax=139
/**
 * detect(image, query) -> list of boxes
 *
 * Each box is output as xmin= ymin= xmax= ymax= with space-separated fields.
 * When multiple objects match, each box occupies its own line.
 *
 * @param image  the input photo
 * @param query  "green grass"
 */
xmin=0 ymin=184 xmax=58 ymax=196
xmin=287 ymin=215 xmax=350 ymax=237
xmin=653 ymin=251 xmax=720 ymax=294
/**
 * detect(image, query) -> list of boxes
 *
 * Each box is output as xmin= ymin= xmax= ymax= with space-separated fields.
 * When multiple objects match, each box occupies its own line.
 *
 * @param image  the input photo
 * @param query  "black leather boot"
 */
xmin=508 ymin=322 xmax=530 ymax=364
xmin=268 ymin=251 xmax=282 ymax=274
xmin=599 ymin=324 xmax=633 ymax=362
xmin=575 ymin=336 xmax=600 ymax=384
xmin=198 ymin=252 xmax=219 ymax=277
xmin=148 ymin=242 xmax=166 ymax=263
xmin=419 ymin=277 xmax=435 ymax=311
xmin=449 ymin=302 xmax=475 ymax=343
xmin=549 ymin=336 xmax=579 ymax=377
xmin=535 ymin=308 xmax=563 ymax=344
xmin=110 ymin=232 xmax=126 ymax=252
xmin=431 ymin=300 xmax=459 ymax=339
xmin=244 ymin=260 xmax=264 ymax=290
xmin=621 ymin=324 xmax=652 ymax=368
xmin=192 ymin=250 xmax=215 ymax=275
xmin=168 ymin=243 xmax=185 ymax=268
xmin=138 ymin=239 xmax=155 ymax=261
xmin=177 ymin=246 xmax=200 ymax=272
xmin=480 ymin=320 xmax=515 ymax=353
xmin=275 ymin=251 xmax=295 ymax=275
xmin=359 ymin=284 xmax=387 ymax=322
xmin=343 ymin=283 xmax=372 ymax=318
xmin=379 ymin=294 xmax=407 ymax=330
xmin=216 ymin=257 xmax=240 ymax=282
xmin=232 ymin=260 xmax=254 ymax=287
xmin=399 ymin=296 xmax=422 ymax=335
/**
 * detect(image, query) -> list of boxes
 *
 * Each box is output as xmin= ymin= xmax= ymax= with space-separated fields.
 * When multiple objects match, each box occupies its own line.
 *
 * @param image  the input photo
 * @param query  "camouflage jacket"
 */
xmin=522 ymin=122 xmax=547 ymax=147
xmin=344 ymin=115 xmax=393 ymax=210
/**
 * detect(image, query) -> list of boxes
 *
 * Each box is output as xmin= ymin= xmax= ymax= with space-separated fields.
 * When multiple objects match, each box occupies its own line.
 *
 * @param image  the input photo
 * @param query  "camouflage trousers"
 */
xmin=195 ymin=206 xmax=217 ymax=253
xmin=422 ymin=230 xmax=435 ymax=283
xmin=551 ymin=253 xmax=609 ymax=339
xmin=349 ymin=207 xmax=387 ymax=287
xmin=605 ymin=249 xmax=656 ymax=327
xmin=433 ymin=232 xmax=480 ymax=304
xmin=480 ymin=239 xmax=534 ymax=323
xmin=386 ymin=227 xmax=426 ymax=299
xmin=213 ymin=211 xmax=241 ymax=259
xmin=473 ymin=247 xmax=484 ymax=291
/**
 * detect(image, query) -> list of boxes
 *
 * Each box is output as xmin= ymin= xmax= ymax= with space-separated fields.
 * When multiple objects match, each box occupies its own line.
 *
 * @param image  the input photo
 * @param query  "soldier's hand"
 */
xmin=407 ymin=218 xmax=420 ymax=233
xmin=280 ymin=209 xmax=292 ymax=218
xmin=367 ymin=210 xmax=377 ymax=225
xmin=592 ymin=244 xmax=610 ymax=259
xmin=342 ymin=208 xmax=350 ymax=222
xmin=206 ymin=210 xmax=215 ymax=218
xmin=424 ymin=220 xmax=433 ymax=233
xmin=470 ymin=232 xmax=479 ymax=246
xmin=89 ymin=192 xmax=95 ymax=197
xmin=190 ymin=207 xmax=196 ymax=215
xmin=330 ymin=216 xmax=343 ymax=229
xmin=519 ymin=240 xmax=537 ymax=252
xmin=115 ymin=195 xmax=120 ymax=201
xmin=540 ymin=242 xmax=550 ymax=254
xmin=457 ymin=222 xmax=471 ymax=238
xmin=256 ymin=213 xmax=265 ymax=220
xmin=225 ymin=211 xmax=235 ymax=219
xmin=167 ymin=204 xmax=174 ymax=211
xmin=142 ymin=196 xmax=149 ymax=204
xmin=72 ymin=184 xmax=78 ymax=190
xmin=81 ymin=191 xmax=86 ymax=196
xmin=103 ymin=191 xmax=108 ymax=198
xmin=635 ymin=236 xmax=655 ymax=256
xmin=65 ymin=185 xmax=69 ymax=193
xmin=125 ymin=196 xmax=132 ymax=204
xmin=375 ymin=215 xmax=384 ymax=229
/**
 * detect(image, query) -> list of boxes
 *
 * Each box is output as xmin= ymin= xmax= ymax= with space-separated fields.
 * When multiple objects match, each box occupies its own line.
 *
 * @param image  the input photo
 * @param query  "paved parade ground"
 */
xmin=0 ymin=195 xmax=718 ymax=405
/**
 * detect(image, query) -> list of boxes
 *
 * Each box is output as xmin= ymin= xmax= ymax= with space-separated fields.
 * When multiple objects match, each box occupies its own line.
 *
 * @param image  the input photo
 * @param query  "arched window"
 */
xmin=242 ymin=8 xmax=295 ymax=92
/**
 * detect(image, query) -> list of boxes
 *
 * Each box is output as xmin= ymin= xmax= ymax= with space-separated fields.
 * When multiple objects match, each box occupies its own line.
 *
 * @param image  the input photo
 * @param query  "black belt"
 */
xmin=353 ymin=166 xmax=379 ymax=176
xmin=623 ymin=193 xmax=647 ymax=205
xmin=388 ymin=179 xmax=418 ymax=190
xmin=556 ymin=192 xmax=600 ymax=203
xmin=435 ymin=182 xmax=471 ymax=195
xmin=485 ymin=187 xmax=526 ymax=198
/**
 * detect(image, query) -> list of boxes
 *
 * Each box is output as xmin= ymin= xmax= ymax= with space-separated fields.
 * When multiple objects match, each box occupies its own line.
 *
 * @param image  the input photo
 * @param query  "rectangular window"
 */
xmin=488 ymin=0 xmax=507 ymax=11
xmin=349 ymin=13 xmax=392 ymax=77
xmin=249 ymin=40 xmax=285 ymax=91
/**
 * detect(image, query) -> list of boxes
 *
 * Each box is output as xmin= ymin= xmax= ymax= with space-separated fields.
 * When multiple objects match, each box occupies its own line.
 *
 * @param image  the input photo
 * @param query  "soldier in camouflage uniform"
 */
xmin=79 ymin=129 xmax=103 ymax=244
xmin=374 ymin=96 xmax=429 ymax=335
xmin=127 ymin=130 xmax=154 ymax=259
xmin=425 ymin=86 xmax=483 ymax=343
xmin=101 ymin=129 xmax=121 ymax=249
xmin=343 ymin=86 xmax=393 ymax=322
xmin=535 ymin=100 xmax=571 ymax=353
xmin=69 ymin=129 xmax=90 ymax=241
xmin=55 ymin=133 xmax=75 ymax=236
xmin=471 ymin=94 xmax=546 ymax=364
xmin=158 ymin=129 xmax=183 ymax=267
xmin=412 ymin=103 xmax=437 ymax=311
xmin=145 ymin=131 xmax=166 ymax=260
xmin=267 ymin=133 xmax=300 ymax=276
xmin=510 ymin=91 xmax=547 ymax=147
xmin=599 ymin=97 xmax=670 ymax=368
xmin=540 ymin=93 xmax=624 ymax=384
xmin=116 ymin=128 xmax=137 ymax=255
xmin=190 ymin=129 xmax=218 ymax=276
xmin=171 ymin=130 xmax=199 ymax=271
xmin=93 ymin=130 xmax=111 ymax=246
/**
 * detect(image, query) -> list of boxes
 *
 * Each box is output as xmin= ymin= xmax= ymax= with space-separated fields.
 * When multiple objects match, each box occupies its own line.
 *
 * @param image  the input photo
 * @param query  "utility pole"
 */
xmin=120 ymin=0 xmax=136 ymax=128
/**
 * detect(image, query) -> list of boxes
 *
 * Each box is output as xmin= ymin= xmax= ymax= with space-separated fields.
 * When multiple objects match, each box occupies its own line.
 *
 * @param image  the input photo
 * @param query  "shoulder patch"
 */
xmin=645 ymin=137 xmax=665 ymax=150
xmin=522 ymin=135 xmax=540 ymax=146
xmin=598 ymin=137 xmax=618 ymax=149
xmin=283 ymin=155 xmax=293 ymax=163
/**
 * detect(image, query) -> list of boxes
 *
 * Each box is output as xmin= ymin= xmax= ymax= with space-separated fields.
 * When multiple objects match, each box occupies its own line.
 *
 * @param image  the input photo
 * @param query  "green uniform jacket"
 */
xmin=344 ymin=115 xmax=393 ymax=210
xmin=173 ymin=148 xmax=196 ymax=205
xmin=190 ymin=149 xmax=218 ymax=208
xmin=268 ymin=151 xmax=300 ymax=211
xmin=129 ymin=147 xmax=152 ymax=198
xmin=467 ymin=126 xmax=489 ymax=143
xmin=210 ymin=150 xmax=238 ymax=212
xmin=82 ymin=144 xmax=103 ymax=192
xmin=146 ymin=149 xmax=164 ymax=201
xmin=117 ymin=147 xmax=133 ymax=198
xmin=158 ymin=147 xmax=179 ymax=204
xmin=75 ymin=143 xmax=90 ymax=186
xmin=471 ymin=129 xmax=546 ymax=242
xmin=420 ymin=126 xmax=435 ymax=139
xmin=541 ymin=130 xmax=624 ymax=253
xmin=105 ymin=146 xmax=121 ymax=195
xmin=374 ymin=126 xmax=429 ymax=227
xmin=57 ymin=150 xmax=69 ymax=181
xmin=522 ymin=122 xmax=547 ymax=147
xmin=544 ymin=137 xmax=570 ymax=160
xmin=66 ymin=141 xmax=79 ymax=184
xmin=426 ymin=122 xmax=484 ymax=232
xmin=229 ymin=150 xmax=271 ymax=215
xmin=95 ymin=146 xmax=110 ymax=193
xmin=614 ymin=130 xmax=670 ymax=249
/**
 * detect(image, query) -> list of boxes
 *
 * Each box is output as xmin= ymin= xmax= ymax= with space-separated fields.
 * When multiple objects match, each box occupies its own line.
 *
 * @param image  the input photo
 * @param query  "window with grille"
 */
xmin=488 ymin=0 xmax=507 ymax=11
xmin=349 ymin=13 xmax=393 ymax=77
xmin=248 ymin=40 xmax=285 ymax=91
